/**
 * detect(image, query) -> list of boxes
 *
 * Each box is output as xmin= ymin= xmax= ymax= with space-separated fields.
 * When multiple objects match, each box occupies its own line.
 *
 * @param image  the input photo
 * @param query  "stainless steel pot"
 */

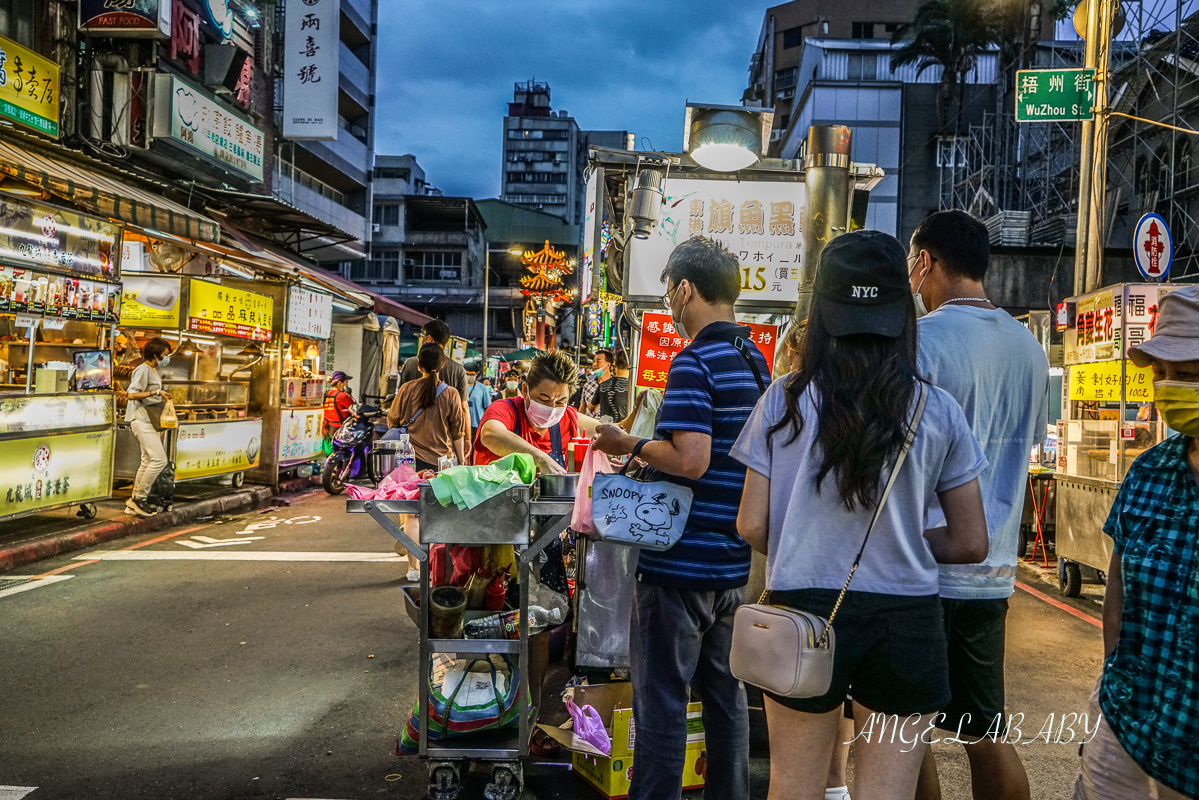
xmin=538 ymin=473 xmax=580 ymax=498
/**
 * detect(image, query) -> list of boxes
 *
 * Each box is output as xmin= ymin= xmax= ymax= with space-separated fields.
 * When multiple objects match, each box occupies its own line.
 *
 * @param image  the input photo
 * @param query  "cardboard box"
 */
xmin=538 ymin=682 xmax=706 ymax=800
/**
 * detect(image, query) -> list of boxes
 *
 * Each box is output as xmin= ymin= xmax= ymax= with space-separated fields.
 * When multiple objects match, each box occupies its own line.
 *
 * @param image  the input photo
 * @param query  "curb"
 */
xmin=0 ymin=485 xmax=276 ymax=574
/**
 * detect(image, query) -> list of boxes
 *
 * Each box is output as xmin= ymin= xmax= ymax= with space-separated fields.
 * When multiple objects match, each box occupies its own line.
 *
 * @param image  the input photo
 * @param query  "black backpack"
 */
xmin=146 ymin=461 xmax=176 ymax=511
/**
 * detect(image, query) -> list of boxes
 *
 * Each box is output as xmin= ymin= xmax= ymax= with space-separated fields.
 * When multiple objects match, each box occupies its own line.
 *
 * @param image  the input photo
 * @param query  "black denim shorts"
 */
xmin=934 ymin=597 xmax=1009 ymax=738
xmin=763 ymin=588 xmax=951 ymax=717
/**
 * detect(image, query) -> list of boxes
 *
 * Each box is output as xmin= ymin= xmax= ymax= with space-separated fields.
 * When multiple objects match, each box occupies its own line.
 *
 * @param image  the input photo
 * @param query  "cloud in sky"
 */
xmin=375 ymin=1 xmax=762 ymax=199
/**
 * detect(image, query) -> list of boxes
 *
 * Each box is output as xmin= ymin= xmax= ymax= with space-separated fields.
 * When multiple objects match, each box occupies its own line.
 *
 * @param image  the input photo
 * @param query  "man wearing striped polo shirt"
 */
xmin=594 ymin=236 xmax=767 ymax=800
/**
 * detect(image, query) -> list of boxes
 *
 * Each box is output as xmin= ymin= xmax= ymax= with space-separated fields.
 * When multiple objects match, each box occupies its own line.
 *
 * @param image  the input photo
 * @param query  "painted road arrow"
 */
xmin=177 ymin=535 xmax=266 ymax=549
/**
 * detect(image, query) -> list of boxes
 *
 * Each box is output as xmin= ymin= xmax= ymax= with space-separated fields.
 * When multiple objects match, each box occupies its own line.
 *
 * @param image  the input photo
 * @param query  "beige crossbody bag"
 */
xmin=730 ymin=384 xmax=928 ymax=698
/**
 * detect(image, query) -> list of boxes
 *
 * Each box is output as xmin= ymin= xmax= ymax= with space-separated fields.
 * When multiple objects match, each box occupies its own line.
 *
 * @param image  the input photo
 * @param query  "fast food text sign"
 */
xmin=187 ymin=279 xmax=273 ymax=341
xmin=626 ymin=177 xmax=805 ymax=305
xmin=635 ymin=311 xmax=778 ymax=391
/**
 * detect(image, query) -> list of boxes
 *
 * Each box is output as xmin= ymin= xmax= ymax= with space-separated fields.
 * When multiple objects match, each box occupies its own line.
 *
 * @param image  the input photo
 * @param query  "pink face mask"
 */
xmin=524 ymin=394 xmax=566 ymax=428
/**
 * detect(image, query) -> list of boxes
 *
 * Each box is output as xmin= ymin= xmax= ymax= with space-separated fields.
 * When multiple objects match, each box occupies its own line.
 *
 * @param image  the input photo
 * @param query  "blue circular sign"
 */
xmin=1133 ymin=213 xmax=1173 ymax=280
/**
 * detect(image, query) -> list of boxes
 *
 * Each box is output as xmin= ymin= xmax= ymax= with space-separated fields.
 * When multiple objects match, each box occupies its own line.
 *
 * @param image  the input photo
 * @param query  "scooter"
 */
xmin=321 ymin=403 xmax=385 ymax=495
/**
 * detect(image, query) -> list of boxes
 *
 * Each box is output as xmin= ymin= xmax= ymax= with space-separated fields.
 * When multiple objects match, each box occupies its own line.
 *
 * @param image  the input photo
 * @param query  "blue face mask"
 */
xmin=158 ymin=355 xmax=171 ymax=367
xmin=592 ymin=369 xmax=604 ymax=379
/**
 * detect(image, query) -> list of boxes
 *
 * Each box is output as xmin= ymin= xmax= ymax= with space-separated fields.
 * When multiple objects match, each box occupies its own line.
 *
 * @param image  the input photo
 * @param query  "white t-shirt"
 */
xmin=731 ymin=380 xmax=987 ymax=597
xmin=918 ymin=305 xmax=1050 ymax=599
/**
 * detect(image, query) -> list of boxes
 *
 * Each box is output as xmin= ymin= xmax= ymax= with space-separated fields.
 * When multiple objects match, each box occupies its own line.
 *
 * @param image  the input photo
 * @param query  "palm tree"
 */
xmin=890 ymin=0 xmax=1003 ymax=130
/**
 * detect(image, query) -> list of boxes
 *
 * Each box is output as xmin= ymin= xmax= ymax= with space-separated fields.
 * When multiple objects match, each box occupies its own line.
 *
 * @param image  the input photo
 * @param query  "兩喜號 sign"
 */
xmin=282 ymin=0 xmax=339 ymax=140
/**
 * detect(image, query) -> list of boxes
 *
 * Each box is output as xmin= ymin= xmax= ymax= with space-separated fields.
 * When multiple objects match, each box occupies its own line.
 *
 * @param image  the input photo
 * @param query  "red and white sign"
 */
xmin=1133 ymin=213 xmax=1173 ymax=280
xmin=635 ymin=311 xmax=778 ymax=390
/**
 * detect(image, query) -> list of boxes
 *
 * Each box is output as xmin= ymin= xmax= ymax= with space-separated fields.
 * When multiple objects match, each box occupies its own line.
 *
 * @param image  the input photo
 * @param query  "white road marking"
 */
xmin=0 ymin=576 xmax=73 ymax=599
xmin=76 ymin=551 xmax=404 ymax=562
xmin=0 ymin=786 xmax=38 ymax=799
xmin=177 ymin=535 xmax=266 ymax=549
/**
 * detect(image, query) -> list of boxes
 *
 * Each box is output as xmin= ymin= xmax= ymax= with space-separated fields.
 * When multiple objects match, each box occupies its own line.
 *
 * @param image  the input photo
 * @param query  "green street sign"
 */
xmin=1015 ymin=68 xmax=1096 ymax=122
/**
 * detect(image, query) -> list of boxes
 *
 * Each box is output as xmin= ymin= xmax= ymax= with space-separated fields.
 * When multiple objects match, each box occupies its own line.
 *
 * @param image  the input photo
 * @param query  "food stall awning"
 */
xmin=0 ymin=138 xmax=220 ymax=242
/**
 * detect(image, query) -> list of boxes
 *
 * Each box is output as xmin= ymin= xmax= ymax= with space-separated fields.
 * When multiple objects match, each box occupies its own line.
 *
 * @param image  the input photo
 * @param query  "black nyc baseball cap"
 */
xmin=814 ymin=230 xmax=911 ymax=338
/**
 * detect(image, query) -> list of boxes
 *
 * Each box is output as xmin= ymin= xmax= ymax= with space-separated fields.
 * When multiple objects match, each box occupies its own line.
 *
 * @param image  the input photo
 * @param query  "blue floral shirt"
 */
xmin=1100 ymin=434 xmax=1199 ymax=797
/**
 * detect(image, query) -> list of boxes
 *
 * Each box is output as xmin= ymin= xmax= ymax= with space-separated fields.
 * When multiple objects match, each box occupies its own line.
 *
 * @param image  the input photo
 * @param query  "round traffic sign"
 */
xmin=1133 ymin=213 xmax=1173 ymax=280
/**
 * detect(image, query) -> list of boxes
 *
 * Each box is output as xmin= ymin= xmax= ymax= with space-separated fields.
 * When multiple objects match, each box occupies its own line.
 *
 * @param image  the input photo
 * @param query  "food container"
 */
xmin=374 ymin=439 xmax=400 ymax=476
xmin=539 ymin=473 xmax=580 ymax=499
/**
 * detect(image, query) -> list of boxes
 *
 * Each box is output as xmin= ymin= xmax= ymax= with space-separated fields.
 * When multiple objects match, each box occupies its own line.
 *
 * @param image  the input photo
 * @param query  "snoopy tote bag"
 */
xmin=590 ymin=461 xmax=693 ymax=552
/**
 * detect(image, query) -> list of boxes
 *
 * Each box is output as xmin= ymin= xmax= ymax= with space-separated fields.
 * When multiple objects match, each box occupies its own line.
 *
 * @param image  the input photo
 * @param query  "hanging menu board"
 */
xmin=187 ymin=279 xmax=273 ymax=341
xmin=0 ymin=265 xmax=121 ymax=322
xmin=285 ymin=287 xmax=332 ymax=339
xmin=0 ymin=195 xmax=122 ymax=280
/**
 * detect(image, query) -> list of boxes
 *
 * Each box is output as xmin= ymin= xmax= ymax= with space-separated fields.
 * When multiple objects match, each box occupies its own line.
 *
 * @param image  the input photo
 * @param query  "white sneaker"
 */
xmin=825 ymin=788 xmax=851 ymax=800
xmin=406 ymin=568 xmax=420 ymax=582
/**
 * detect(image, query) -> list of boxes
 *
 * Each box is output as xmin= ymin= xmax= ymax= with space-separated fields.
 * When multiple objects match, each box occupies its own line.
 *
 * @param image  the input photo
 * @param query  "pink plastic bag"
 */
xmin=571 ymin=443 xmax=614 ymax=534
xmin=565 ymin=700 xmax=611 ymax=756
xmin=344 ymin=464 xmax=422 ymax=501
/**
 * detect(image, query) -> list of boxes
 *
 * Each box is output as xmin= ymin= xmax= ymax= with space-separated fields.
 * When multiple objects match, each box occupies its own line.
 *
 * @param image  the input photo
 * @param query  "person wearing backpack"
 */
xmin=386 ymin=343 xmax=466 ymax=579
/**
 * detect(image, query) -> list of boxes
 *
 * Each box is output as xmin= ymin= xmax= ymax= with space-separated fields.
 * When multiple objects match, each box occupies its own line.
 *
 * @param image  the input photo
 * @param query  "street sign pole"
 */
xmin=1074 ymin=0 xmax=1113 ymax=294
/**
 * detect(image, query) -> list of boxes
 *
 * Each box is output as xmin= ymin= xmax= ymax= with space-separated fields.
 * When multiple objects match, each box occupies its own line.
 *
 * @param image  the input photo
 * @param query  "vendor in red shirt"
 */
xmin=322 ymin=371 xmax=355 ymax=444
xmin=474 ymin=350 xmax=600 ymax=474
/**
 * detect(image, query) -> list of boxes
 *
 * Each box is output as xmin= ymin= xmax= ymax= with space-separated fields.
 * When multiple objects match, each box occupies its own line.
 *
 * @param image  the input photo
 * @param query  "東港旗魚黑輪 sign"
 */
xmin=1015 ymin=69 xmax=1096 ymax=122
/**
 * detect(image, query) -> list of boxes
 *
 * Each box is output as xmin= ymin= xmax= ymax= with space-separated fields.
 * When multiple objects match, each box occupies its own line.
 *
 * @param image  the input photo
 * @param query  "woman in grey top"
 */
xmin=125 ymin=337 xmax=173 ymax=516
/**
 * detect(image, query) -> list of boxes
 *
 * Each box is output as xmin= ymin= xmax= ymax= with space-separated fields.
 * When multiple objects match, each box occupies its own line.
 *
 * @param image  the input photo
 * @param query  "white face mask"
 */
xmin=669 ymin=284 xmax=690 ymax=340
xmin=466 ymin=375 xmax=476 ymax=385
xmin=524 ymin=393 xmax=566 ymax=429
xmin=506 ymin=380 xmax=519 ymax=391
xmin=910 ymin=257 xmax=930 ymax=319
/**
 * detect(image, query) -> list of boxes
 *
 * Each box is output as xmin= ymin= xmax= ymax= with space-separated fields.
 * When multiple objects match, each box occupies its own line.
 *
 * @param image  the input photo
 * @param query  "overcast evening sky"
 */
xmin=375 ymin=0 xmax=762 ymax=199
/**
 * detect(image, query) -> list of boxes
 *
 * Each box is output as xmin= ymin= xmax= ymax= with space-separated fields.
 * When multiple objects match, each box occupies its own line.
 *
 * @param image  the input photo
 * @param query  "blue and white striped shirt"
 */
xmin=637 ymin=321 xmax=768 ymax=589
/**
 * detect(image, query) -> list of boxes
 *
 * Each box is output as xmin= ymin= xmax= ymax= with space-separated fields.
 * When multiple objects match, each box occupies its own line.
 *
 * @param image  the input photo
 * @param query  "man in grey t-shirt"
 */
xmin=910 ymin=211 xmax=1048 ymax=800
xmin=396 ymin=319 xmax=469 ymax=440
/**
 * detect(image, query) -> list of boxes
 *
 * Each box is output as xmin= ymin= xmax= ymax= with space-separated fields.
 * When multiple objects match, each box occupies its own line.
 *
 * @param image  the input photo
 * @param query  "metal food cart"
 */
xmin=348 ymin=486 xmax=573 ymax=800
xmin=1054 ymin=282 xmax=1176 ymax=595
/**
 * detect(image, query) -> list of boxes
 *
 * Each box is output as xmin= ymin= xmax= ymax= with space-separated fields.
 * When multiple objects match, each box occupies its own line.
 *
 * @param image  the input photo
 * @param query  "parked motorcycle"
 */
xmin=321 ymin=403 xmax=385 ymax=495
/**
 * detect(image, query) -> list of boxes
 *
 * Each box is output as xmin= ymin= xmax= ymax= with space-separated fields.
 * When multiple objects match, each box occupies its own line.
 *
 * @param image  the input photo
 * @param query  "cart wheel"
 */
xmin=427 ymin=759 xmax=463 ymax=800
xmin=483 ymin=761 xmax=523 ymax=800
xmin=76 ymin=503 xmax=98 ymax=519
xmin=1059 ymin=559 xmax=1082 ymax=597
xmin=1017 ymin=526 xmax=1029 ymax=559
xmin=231 ymin=472 xmax=245 ymax=489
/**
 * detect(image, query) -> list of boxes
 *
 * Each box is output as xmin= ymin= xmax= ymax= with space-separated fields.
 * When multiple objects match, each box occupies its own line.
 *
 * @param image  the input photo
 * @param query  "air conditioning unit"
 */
xmin=372 ymin=223 xmax=381 ymax=233
xmin=779 ymin=87 xmax=795 ymax=100
xmin=770 ymin=129 xmax=784 ymax=143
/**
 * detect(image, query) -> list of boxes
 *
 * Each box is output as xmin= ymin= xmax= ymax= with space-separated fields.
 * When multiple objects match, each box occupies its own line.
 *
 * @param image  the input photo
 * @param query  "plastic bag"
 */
xmin=571 ymin=443 xmax=614 ymax=534
xmin=628 ymin=389 xmax=662 ymax=440
xmin=527 ymin=569 xmax=569 ymax=622
xmin=565 ymin=700 xmax=611 ymax=756
xmin=345 ymin=463 xmax=423 ymax=500
xmin=158 ymin=398 xmax=178 ymax=429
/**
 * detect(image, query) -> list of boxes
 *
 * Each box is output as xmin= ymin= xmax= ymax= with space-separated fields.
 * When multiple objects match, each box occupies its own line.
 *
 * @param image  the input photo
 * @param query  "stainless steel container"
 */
xmin=374 ymin=439 xmax=400 ymax=476
xmin=538 ymin=473 xmax=580 ymax=499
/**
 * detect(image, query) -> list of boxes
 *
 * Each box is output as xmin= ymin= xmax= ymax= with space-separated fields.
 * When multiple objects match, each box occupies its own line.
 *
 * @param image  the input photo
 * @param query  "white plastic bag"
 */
xmin=571 ymin=443 xmax=614 ymax=534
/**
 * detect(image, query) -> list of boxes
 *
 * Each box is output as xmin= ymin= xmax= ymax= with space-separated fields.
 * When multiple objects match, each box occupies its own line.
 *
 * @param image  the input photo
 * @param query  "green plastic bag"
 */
xmin=427 ymin=454 xmax=536 ymax=510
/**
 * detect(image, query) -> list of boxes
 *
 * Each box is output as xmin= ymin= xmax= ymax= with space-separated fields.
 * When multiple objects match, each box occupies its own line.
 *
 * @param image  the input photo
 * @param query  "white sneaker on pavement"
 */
xmin=825 ymin=788 xmax=851 ymax=800
xmin=406 ymin=568 xmax=420 ymax=582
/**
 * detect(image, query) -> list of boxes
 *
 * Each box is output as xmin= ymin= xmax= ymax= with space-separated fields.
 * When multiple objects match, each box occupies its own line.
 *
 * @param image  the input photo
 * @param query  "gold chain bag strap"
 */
xmin=729 ymin=384 xmax=928 ymax=698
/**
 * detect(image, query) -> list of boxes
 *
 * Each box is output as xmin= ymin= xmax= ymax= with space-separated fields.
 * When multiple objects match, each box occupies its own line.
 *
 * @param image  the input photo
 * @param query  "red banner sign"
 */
xmin=636 ymin=311 xmax=778 ymax=390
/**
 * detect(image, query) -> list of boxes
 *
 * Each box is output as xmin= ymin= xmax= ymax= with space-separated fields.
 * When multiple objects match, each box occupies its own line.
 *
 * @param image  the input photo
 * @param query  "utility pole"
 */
xmin=1073 ymin=0 xmax=1112 ymax=294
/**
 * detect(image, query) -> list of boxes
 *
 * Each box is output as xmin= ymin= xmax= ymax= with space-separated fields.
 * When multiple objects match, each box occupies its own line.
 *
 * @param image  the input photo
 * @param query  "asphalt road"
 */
xmin=0 ymin=491 xmax=1106 ymax=800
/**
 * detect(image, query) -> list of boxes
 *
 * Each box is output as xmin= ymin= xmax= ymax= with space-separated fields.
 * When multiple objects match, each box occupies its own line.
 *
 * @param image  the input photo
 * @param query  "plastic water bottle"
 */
xmin=397 ymin=433 xmax=416 ymax=473
xmin=463 ymin=606 xmax=564 ymax=639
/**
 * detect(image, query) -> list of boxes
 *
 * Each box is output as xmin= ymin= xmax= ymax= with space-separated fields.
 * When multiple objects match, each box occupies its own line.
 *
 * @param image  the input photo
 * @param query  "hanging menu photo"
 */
xmin=0 ymin=266 xmax=120 ymax=322
xmin=0 ymin=195 xmax=122 ymax=280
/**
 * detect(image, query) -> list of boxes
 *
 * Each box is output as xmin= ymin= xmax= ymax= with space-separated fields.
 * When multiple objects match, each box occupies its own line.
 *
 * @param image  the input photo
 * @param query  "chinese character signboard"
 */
xmin=278 ymin=407 xmax=324 ymax=464
xmin=79 ymin=0 xmax=172 ymax=37
xmin=0 ymin=394 xmax=113 ymax=436
xmin=627 ymin=177 xmax=806 ymax=306
xmin=1064 ymin=284 xmax=1177 ymax=366
xmin=580 ymin=167 xmax=602 ymax=305
xmin=0 ymin=34 xmax=61 ymax=138
xmin=0 ymin=430 xmax=114 ymax=517
xmin=283 ymin=0 xmax=339 ymax=140
xmin=1015 ymin=68 xmax=1095 ymax=122
xmin=286 ymin=287 xmax=332 ymax=339
xmin=176 ymin=419 xmax=263 ymax=480
xmin=187 ymin=279 xmax=273 ymax=341
xmin=635 ymin=311 xmax=778 ymax=390
xmin=0 ymin=195 xmax=122 ymax=280
xmin=121 ymin=275 xmax=182 ymax=327
xmin=153 ymin=74 xmax=265 ymax=181
xmin=1133 ymin=213 xmax=1172 ymax=280
xmin=1069 ymin=360 xmax=1155 ymax=403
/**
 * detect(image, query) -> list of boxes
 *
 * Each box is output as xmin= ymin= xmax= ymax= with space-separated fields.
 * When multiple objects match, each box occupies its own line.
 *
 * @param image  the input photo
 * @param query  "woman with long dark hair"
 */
xmin=387 ymin=342 xmax=466 ymax=580
xmin=732 ymin=231 xmax=989 ymax=800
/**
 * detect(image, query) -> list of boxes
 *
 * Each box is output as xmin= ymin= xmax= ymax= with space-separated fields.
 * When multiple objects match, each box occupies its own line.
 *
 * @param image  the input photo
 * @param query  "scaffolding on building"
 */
xmin=937 ymin=1 xmax=1199 ymax=280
